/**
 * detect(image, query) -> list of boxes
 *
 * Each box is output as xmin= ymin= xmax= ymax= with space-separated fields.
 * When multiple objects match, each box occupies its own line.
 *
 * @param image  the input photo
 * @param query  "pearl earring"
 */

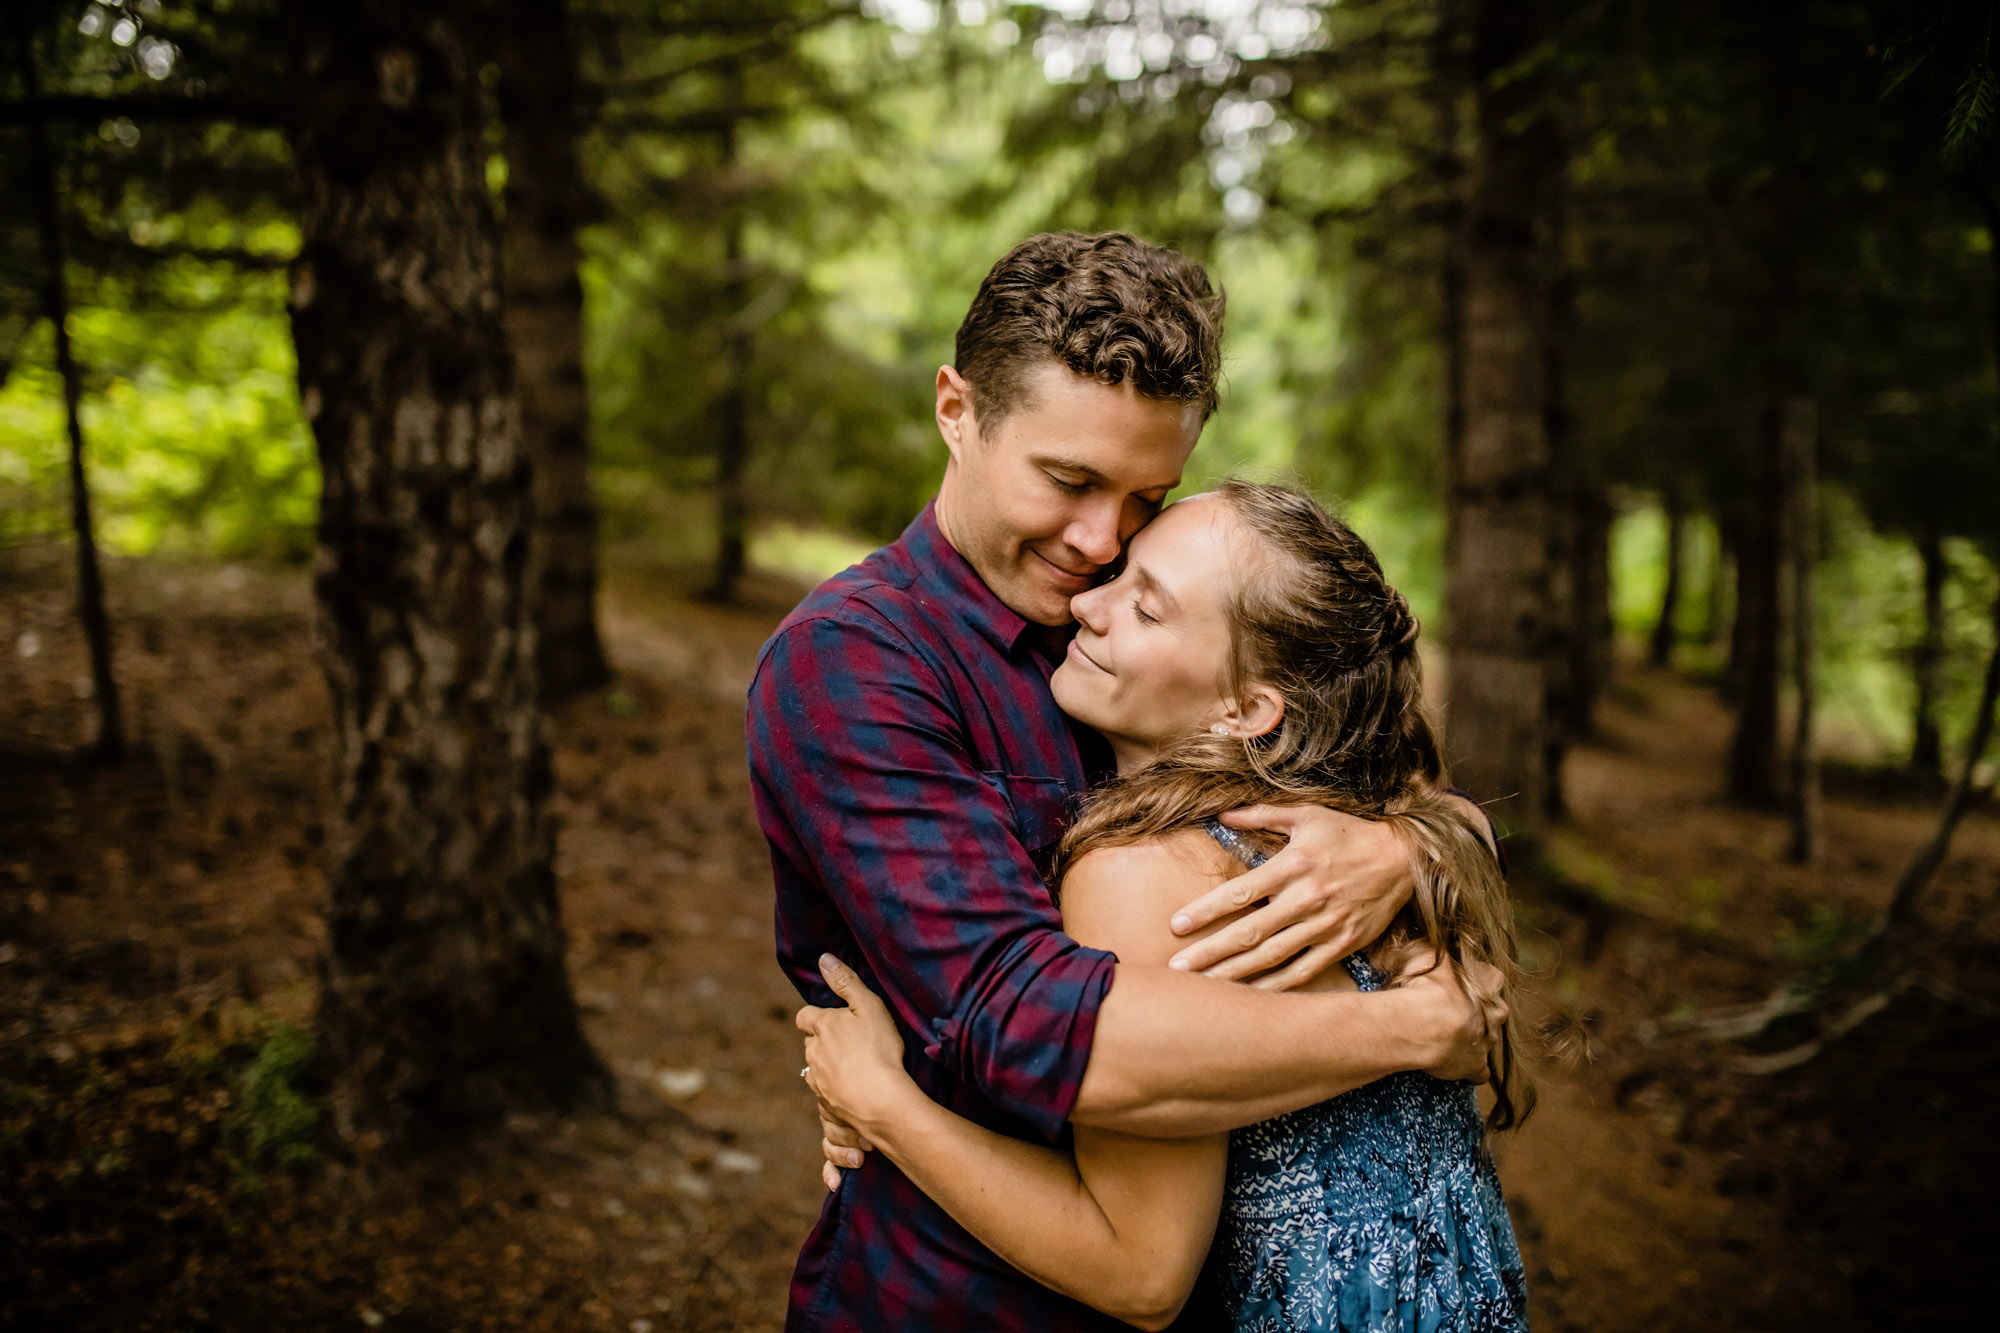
xmin=1210 ymin=723 xmax=1232 ymax=737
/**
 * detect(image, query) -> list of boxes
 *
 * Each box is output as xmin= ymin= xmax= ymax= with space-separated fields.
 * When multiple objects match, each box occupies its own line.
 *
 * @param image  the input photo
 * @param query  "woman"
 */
xmin=800 ymin=481 xmax=1532 ymax=1332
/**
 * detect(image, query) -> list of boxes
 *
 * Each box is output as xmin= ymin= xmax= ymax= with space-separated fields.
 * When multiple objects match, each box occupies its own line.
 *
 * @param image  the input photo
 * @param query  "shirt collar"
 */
xmin=903 ymin=500 xmax=1066 ymax=659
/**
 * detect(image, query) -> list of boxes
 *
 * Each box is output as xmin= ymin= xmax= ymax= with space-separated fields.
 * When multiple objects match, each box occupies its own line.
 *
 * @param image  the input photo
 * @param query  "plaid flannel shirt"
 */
xmin=748 ymin=501 xmax=1130 ymax=1333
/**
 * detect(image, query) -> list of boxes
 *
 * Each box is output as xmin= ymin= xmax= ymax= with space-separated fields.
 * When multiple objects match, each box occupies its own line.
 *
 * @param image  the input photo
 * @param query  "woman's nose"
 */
xmin=1071 ymin=581 xmax=1110 ymax=632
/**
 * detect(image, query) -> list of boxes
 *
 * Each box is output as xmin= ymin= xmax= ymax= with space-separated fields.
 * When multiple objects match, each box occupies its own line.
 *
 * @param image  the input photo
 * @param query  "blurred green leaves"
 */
xmin=0 ymin=278 xmax=314 ymax=561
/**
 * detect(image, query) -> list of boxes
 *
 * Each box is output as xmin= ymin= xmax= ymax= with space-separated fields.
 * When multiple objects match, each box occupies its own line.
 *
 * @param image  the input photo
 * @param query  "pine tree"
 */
xmin=286 ymin=0 xmax=606 ymax=1146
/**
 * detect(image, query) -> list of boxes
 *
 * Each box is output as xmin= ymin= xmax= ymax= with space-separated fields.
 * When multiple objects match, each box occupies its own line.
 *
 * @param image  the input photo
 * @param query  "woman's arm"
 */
xmin=800 ymin=836 xmax=1242 ymax=1330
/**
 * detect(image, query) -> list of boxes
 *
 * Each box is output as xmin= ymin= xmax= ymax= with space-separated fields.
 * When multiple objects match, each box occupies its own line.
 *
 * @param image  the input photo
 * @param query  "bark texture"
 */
xmin=23 ymin=44 xmax=121 ymax=761
xmin=1443 ymin=0 xmax=1563 ymax=841
xmin=286 ymin=3 xmax=605 ymax=1148
xmin=498 ymin=0 xmax=610 ymax=702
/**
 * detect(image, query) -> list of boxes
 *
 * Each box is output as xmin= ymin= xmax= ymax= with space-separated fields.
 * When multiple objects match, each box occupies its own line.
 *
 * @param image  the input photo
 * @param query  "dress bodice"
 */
xmin=1193 ymin=820 xmax=1529 ymax=1332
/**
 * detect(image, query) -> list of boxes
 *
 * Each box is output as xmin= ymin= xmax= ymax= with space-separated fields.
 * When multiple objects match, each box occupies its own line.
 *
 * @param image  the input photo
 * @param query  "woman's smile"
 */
xmin=1066 ymin=635 xmax=1111 ymax=674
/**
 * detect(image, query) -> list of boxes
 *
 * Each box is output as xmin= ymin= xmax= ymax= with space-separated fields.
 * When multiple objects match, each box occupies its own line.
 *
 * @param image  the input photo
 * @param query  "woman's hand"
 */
xmin=796 ymin=954 xmax=921 ymax=1163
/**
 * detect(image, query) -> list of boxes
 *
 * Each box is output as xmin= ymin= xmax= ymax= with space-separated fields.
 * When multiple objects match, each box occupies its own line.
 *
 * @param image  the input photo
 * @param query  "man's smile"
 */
xmin=1030 ymin=546 xmax=1097 ymax=592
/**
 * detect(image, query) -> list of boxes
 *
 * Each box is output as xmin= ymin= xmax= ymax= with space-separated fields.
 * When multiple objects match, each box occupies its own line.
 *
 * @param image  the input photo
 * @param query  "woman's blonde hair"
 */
xmin=1053 ymin=479 xmax=1537 ymax=1130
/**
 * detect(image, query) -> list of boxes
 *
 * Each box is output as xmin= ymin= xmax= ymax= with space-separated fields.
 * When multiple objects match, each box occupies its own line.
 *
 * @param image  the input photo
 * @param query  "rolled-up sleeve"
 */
xmin=749 ymin=606 xmax=1114 ymax=1138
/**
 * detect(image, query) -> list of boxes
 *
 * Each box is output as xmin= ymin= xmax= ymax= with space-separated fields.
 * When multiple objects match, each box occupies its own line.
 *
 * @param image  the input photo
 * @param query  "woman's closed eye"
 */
xmin=1132 ymin=599 xmax=1160 ymax=626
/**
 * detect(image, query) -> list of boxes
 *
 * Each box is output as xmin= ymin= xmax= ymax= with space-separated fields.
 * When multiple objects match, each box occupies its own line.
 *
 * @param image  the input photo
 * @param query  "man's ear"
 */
xmin=936 ymin=365 xmax=976 ymax=463
xmin=1229 ymin=686 xmax=1285 ymax=740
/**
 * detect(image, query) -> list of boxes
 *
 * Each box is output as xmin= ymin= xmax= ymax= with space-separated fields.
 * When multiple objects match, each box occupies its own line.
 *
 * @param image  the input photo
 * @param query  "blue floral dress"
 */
xmin=1195 ymin=820 xmax=1529 ymax=1333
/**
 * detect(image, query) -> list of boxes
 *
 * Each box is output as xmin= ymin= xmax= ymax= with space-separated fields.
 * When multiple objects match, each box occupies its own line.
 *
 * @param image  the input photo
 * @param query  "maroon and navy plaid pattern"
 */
xmin=748 ymin=502 xmax=1132 ymax=1332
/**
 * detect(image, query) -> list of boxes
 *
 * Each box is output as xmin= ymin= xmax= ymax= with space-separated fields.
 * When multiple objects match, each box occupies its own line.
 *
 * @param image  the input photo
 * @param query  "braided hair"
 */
xmin=1053 ymin=479 xmax=1539 ymax=1130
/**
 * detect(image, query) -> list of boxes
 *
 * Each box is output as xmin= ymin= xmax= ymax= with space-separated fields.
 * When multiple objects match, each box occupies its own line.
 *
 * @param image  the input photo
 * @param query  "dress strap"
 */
xmin=1200 ymin=817 xmax=1267 ymax=868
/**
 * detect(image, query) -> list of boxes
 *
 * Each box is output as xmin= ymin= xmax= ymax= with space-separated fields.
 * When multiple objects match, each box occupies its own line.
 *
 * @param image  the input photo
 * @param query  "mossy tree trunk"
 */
xmin=285 ymin=2 xmax=606 ymax=1150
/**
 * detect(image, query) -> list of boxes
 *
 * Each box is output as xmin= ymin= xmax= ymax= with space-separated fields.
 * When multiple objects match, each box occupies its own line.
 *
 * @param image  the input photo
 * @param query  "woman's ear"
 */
xmin=1228 ymin=686 xmax=1285 ymax=740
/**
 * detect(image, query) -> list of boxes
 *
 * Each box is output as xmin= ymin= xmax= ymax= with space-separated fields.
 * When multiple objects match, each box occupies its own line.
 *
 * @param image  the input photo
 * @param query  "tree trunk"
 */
xmin=1784 ymin=397 xmax=1820 ymax=863
xmin=21 ymin=43 xmax=121 ymax=762
xmin=1728 ymin=396 xmax=1786 ymax=806
xmin=1911 ymin=526 xmax=1947 ymax=777
xmin=286 ymin=2 xmax=606 ymax=1150
xmin=1716 ymin=504 xmax=1742 ymax=684
xmin=498 ymin=0 xmax=611 ymax=702
xmin=1651 ymin=483 xmax=1686 ymax=668
xmin=705 ymin=66 xmax=751 ymax=603
xmin=1542 ymin=264 xmax=1578 ymax=818
xmin=1561 ymin=474 xmax=1612 ymax=739
xmin=1433 ymin=0 xmax=1469 ymax=593
xmin=1444 ymin=0 xmax=1563 ymax=842
xmin=1882 ymin=592 xmax=2000 ymax=935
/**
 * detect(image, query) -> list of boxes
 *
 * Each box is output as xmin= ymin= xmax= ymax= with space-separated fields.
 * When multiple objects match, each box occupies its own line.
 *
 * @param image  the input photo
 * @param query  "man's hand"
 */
xmin=1167 ymin=805 xmax=1414 ymax=989
xmin=1392 ymin=952 xmax=1507 ymax=1083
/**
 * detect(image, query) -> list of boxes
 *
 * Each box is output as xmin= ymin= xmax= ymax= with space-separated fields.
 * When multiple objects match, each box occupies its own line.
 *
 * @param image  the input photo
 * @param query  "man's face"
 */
xmin=933 ymin=360 xmax=1203 ymax=627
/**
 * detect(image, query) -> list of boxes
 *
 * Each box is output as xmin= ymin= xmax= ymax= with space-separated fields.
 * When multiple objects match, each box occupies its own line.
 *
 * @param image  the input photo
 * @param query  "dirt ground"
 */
xmin=3 ymin=541 xmax=1997 ymax=1331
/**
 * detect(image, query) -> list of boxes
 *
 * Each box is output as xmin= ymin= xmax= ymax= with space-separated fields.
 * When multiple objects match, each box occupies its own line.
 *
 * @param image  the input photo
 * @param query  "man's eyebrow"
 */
xmin=1131 ymin=562 xmax=1182 ymax=614
xmin=1034 ymin=454 xmax=1179 ymax=493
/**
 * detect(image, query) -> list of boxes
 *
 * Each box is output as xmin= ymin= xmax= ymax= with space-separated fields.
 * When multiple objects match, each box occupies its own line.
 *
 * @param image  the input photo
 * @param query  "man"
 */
xmin=748 ymin=231 xmax=1500 ymax=1332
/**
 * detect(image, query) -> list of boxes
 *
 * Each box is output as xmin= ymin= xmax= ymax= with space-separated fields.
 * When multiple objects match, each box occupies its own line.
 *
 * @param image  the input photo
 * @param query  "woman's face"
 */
xmin=1052 ymin=495 xmax=1272 ymax=769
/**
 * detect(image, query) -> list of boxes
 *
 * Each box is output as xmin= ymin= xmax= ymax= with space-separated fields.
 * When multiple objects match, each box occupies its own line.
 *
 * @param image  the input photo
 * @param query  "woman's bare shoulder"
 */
xmin=1060 ymin=830 xmax=1243 ymax=967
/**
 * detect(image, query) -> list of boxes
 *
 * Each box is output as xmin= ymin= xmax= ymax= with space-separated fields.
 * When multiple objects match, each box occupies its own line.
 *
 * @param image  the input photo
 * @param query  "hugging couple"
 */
xmin=747 ymin=231 xmax=1535 ymax=1332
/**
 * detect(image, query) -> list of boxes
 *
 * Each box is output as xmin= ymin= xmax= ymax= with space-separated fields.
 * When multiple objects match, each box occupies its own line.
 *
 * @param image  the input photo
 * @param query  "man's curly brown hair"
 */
xmin=953 ymin=231 xmax=1226 ymax=429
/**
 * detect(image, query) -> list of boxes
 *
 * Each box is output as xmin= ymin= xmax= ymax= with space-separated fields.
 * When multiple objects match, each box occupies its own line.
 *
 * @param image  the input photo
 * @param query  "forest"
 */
xmin=1 ymin=0 xmax=1997 ymax=1329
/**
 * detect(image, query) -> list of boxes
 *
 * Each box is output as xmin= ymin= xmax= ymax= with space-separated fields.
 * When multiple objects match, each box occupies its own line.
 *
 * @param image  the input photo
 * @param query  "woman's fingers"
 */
xmin=822 ymin=1160 xmax=843 ymax=1192
xmin=818 ymin=952 xmax=886 ymax=1014
xmin=823 ymin=1133 xmax=866 ymax=1170
xmin=821 ymin=1108 xmax=872 ymax=1157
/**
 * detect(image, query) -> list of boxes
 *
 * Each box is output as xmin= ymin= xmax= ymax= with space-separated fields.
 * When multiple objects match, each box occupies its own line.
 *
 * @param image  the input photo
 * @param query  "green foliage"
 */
xmin=0 ymin=289 xmax=315 ymax=560
xmin=4 ymin=0 xmax=1999 ymax=779
xmin=230 ymin=1022 xmax=319 ymax=1175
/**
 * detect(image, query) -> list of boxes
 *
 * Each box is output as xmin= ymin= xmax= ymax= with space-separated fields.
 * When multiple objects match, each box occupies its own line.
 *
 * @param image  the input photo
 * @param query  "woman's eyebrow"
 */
xmin=1131 ymin=563 xmax=1182 ymax=615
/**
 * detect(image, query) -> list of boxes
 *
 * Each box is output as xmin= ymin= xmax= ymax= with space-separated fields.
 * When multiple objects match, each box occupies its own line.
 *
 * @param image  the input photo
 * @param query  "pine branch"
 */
xmin=1942 ymin=63 xmax=1997 ymax=166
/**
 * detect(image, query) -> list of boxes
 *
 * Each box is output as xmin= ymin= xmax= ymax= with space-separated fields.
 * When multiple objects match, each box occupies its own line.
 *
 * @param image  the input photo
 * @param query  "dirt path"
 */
xmin=3 ymin=544 xmax=1995 ymax=1330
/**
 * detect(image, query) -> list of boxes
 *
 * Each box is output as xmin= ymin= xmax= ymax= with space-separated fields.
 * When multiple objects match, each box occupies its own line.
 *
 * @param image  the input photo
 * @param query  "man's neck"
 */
xmin=933 ymin=467 xmax=965 ymax=557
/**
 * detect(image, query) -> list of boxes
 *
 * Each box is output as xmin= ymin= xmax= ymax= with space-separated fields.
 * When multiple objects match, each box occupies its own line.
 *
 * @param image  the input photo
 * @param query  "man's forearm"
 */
xmin=1068 ymin=963 xmax=1439 ymax=1137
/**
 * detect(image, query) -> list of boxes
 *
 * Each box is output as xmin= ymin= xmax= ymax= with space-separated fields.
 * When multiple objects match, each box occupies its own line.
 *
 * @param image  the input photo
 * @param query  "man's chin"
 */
xmin=1021 ymin=600 xmax=1075 ymax=628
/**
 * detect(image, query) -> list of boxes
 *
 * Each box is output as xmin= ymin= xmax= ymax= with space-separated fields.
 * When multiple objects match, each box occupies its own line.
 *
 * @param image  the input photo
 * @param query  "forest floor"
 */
xmin=3 ymin=540 xmax=1998 ymax=1332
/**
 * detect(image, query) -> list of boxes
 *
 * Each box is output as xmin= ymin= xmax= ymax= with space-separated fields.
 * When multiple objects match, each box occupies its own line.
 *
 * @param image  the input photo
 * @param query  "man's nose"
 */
xmin=1064 ymin=500 xmax=1124 ymax=567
